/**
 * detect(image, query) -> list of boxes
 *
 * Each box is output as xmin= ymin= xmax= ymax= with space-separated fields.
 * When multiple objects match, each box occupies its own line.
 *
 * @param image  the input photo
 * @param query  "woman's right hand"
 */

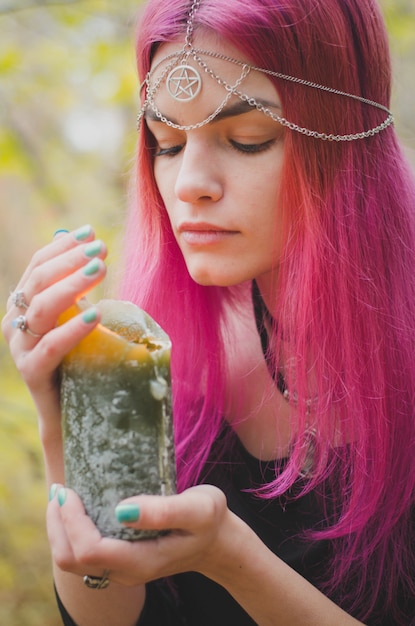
xmin=2 ymin=228 xmax=149 ymax=626
xmin=1 ymin=225 xmax=107 ymax=454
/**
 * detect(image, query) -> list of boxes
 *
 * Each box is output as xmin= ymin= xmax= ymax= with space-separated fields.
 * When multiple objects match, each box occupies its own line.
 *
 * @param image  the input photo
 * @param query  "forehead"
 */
xmin=147 ymin=29 xmax=281 ymax=126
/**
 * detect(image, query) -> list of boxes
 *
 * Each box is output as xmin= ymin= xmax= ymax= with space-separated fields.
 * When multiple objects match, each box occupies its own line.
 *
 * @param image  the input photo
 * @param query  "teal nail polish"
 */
xmin=57 ymin=488 xmax=67 ymax=507
xmin=49 ymin=483 xmax=58 ymax=501
xmin=115 ymin=503 xmax=140 ymax=523
xmin=53 ymin=228 xmax=69 ymax=237
xmin=83 ymin=258 xmax=100 ymax=276
xmin=84 ymin=240 xmax=102 ymax=258
xmin=82 ymin=308 xmax=98 ymax=324
xmin=75 ymin=225 xmax=92 ymax=241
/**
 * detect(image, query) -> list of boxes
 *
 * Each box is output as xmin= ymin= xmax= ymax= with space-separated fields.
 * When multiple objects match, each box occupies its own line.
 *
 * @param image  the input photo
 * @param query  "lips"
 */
xmin=177 ymin=222 xmax=239 ymax=245
xmin=178 ymin=221 xmax=234 ymax=233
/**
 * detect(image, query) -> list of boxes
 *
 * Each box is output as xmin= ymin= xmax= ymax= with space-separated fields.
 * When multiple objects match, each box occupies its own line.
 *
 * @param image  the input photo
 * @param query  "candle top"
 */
xmin=59 ymin=300 xmax=171 ymax=370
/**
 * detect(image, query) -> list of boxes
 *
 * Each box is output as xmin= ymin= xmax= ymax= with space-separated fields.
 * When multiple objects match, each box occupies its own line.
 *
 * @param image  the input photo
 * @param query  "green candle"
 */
xmin=59 ymin=300 xmax=176 ymax=540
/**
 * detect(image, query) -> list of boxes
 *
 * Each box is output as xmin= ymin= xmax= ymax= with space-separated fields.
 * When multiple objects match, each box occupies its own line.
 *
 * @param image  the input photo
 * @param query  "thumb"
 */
xmin=114 ymin=485 xmax=227 ymax=532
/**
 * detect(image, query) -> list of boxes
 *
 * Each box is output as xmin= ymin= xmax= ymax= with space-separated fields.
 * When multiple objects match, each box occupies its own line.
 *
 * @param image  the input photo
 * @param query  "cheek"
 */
xmin=153 ymin=163 xmax=164 ymax=198
xmin=153 ymin=171 xmax=171 ymax=223
xmin=251 ymin=169 xmax=281 ymax=222
xmin=154 ymin=162 xmax=176 ymax=210
xmin=255 ymin=174 xmax=284 ymax=251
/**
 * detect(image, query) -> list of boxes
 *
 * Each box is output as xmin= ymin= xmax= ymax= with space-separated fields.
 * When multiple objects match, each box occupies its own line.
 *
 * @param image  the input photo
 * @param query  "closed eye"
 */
xmin=152 ymin=138 xmax=276 ymax=157
xmin=153 ymin=144 xmax=183 ymax=157
xmin=229 ymin=139 xmax=276 ymax=154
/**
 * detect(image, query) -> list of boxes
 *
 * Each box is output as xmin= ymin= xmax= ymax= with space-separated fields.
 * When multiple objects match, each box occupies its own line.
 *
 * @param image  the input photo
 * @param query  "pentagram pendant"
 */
xmin=166 ymin=64 xmax=202 ymax=102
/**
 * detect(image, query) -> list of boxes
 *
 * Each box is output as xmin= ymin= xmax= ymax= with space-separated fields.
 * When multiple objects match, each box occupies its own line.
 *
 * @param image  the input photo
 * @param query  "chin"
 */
xmin=185 ymin=260 xmax=253 ymax=288
xmin=189 ymin=271 xmax=244 ymax=288
xmin=191 ymin=275 xmax=225 ymax=287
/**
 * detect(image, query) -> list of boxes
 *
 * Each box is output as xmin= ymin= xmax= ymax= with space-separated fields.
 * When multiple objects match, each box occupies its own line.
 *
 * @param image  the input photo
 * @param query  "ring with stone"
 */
xmin=11 ymin=290 xmax=29 ymax=310
xmin=83 ymin=570 xmax=110 ymax=590
xmin=11 ymin=315 xmax=42 ymax=338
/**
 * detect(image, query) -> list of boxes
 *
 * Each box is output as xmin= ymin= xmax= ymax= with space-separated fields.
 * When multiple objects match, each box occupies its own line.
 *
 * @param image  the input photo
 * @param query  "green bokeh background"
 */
xmin=0 ymin=1 xmax=414 ymax=624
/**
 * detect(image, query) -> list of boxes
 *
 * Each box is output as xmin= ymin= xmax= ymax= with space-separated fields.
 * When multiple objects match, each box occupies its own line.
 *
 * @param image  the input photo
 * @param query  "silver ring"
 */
xmin=83 ymin=570 xmax=110 ymax=590
xmin=11 ymin=315 xmax=42 ymax=338
xmin=11 ymin=290 xmax=29 ymax=310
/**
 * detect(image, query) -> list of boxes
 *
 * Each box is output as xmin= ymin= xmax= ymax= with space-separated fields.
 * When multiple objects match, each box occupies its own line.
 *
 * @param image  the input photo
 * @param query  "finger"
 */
xmin=11 ymin=306 xmax=102 ymax=390
xmin=28 ymin=255 xmax=107 ymax=336
xmin=55 ymin=487 xmax=136 ymax=578
xmin=4 ymin=225 xmax=106 ymax=342
xmin=47 ymin=484 xmax=79 ymax=574
xmin=115 ymin=485 xmax=227 ymax=532
xmin=53 ymin=228 xmax=70 ymax=239
xmin=7 ymin=236 xmax=107 ymax=318
xmin=48 ymin=486 xmax=111 ymax=578
xmin=11 ymin=224 xmax=96 ymax=297
xmin=4 ymin=253 xmax=106 ymax=344
xmin=25 ymin=238 xmax=108 ymax=306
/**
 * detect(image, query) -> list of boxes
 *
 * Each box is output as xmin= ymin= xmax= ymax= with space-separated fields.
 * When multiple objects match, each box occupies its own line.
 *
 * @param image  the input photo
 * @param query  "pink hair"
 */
xmin=119 ymin=0 xmax=415 ymax=621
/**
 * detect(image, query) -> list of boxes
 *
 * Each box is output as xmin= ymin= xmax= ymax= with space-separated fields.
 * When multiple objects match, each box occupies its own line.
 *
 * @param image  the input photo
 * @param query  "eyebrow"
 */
xmin=144 ymin=98 xmax=281 ymax=125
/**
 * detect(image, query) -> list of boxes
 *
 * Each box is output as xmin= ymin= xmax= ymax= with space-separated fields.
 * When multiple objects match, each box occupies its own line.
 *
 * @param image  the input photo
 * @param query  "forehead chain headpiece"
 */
xmin=137 ymin=0 xmax=394 ymax=141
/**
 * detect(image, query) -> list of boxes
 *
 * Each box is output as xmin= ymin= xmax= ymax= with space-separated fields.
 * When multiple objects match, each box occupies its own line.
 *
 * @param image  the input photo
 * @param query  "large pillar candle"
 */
xmin=59 ymin=300 xmax=176 ymax=540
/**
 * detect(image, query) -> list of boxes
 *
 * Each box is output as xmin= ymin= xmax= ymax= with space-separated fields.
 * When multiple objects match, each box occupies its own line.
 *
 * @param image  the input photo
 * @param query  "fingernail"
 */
xmin=82 ymin=307 xmax=98 ymax=324
xmin=53 ymin=229 xmax=69 ymax=238
xmin=74 ymin=225 xmax=92 ymax=241
xmin=84 ymin=240 xmax=102 ymax=258
xmin=115 ymin=503 xmax=140 ymax=523
xmin=83 ymin=258 xmax=101 ymax=276
xmin=57 ymin=488 xmax=67 ymax=507
xmin=49 ymin=483 xmax=58 ymax=501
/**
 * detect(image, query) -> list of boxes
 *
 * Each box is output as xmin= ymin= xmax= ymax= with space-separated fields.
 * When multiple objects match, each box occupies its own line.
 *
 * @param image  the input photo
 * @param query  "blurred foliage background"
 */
xmin=0 ymin=1 xmax=414 ymax=624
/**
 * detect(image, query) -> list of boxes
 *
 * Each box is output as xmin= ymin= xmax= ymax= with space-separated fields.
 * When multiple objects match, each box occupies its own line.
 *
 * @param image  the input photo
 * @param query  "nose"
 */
xmin=174 ymin=139 xmax=224 ymax=203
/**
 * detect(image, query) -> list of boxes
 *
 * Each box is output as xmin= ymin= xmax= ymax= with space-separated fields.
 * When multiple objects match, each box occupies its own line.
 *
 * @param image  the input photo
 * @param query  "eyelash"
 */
xmin=153 ymin=145 xmax=182 ymax=157
xmin=230 ymin=139 xmax=275 ymax=154
xmin=153 ymin=139 xmax=275 ymax=158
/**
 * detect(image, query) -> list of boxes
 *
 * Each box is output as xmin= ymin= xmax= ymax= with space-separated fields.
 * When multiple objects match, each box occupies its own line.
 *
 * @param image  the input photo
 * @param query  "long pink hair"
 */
xmin=119 ymin=0 xmax=415 ymax=621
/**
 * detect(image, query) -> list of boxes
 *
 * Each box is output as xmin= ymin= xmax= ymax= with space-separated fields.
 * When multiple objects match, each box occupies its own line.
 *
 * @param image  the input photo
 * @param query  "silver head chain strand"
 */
xmin=137 ymin=0 xmax=394 ymax=141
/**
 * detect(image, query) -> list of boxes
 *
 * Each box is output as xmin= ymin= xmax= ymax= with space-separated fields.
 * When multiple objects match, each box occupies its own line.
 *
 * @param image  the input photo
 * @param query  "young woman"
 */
xmin=3 ymin=0 xmax=415 ymax=624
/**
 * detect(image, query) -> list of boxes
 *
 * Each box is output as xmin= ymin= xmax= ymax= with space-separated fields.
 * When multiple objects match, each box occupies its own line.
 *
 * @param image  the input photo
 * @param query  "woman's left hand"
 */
xmin=49 ymin=485 xmax=363 ymax=625
xmin=48 ymin=484 xmax=240 ymax=587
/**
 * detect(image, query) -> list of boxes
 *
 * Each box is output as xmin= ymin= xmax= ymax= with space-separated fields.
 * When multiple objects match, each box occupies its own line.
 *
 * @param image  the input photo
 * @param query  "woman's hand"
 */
xmin=48 ymin=483 xmax=234 ymax=586
xmin=49 ymin=485 xmax=363 ymax=626
xmin=1 ymin=225 xmax=107 ymax=460
xmin=46 ymin=484 xmax=240 ymax=626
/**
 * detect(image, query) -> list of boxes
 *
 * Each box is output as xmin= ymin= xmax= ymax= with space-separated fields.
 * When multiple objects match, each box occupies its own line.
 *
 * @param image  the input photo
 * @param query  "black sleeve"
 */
xmin=54 ymin=586 xmax=78 ymax=626
xmin=54 ymin=580 xmax=186 ymax=626
xmin=136 ymin=580 xmax=187 ymax=626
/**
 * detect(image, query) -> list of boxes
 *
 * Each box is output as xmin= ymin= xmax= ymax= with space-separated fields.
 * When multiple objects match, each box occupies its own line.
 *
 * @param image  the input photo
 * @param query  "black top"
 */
xmin=137 ymin=430 xmax=332 ymax=626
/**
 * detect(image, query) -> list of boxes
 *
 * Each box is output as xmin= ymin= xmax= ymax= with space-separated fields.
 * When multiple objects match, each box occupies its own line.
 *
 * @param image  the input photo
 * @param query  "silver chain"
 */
xmin=137 ymin=0 xmax=394 ymax=142
xmin=185 ymin=0 xmax=200 ymax=48
xmin=146 ymin=64 xmax=251 ymax=131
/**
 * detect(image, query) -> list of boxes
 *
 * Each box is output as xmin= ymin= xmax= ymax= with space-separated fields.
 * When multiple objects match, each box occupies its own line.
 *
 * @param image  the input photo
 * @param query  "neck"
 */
xmin=253 ymin=272 xmax=280 ymax=316
xmin=252 ymin=280 xmax=288 ymax=398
